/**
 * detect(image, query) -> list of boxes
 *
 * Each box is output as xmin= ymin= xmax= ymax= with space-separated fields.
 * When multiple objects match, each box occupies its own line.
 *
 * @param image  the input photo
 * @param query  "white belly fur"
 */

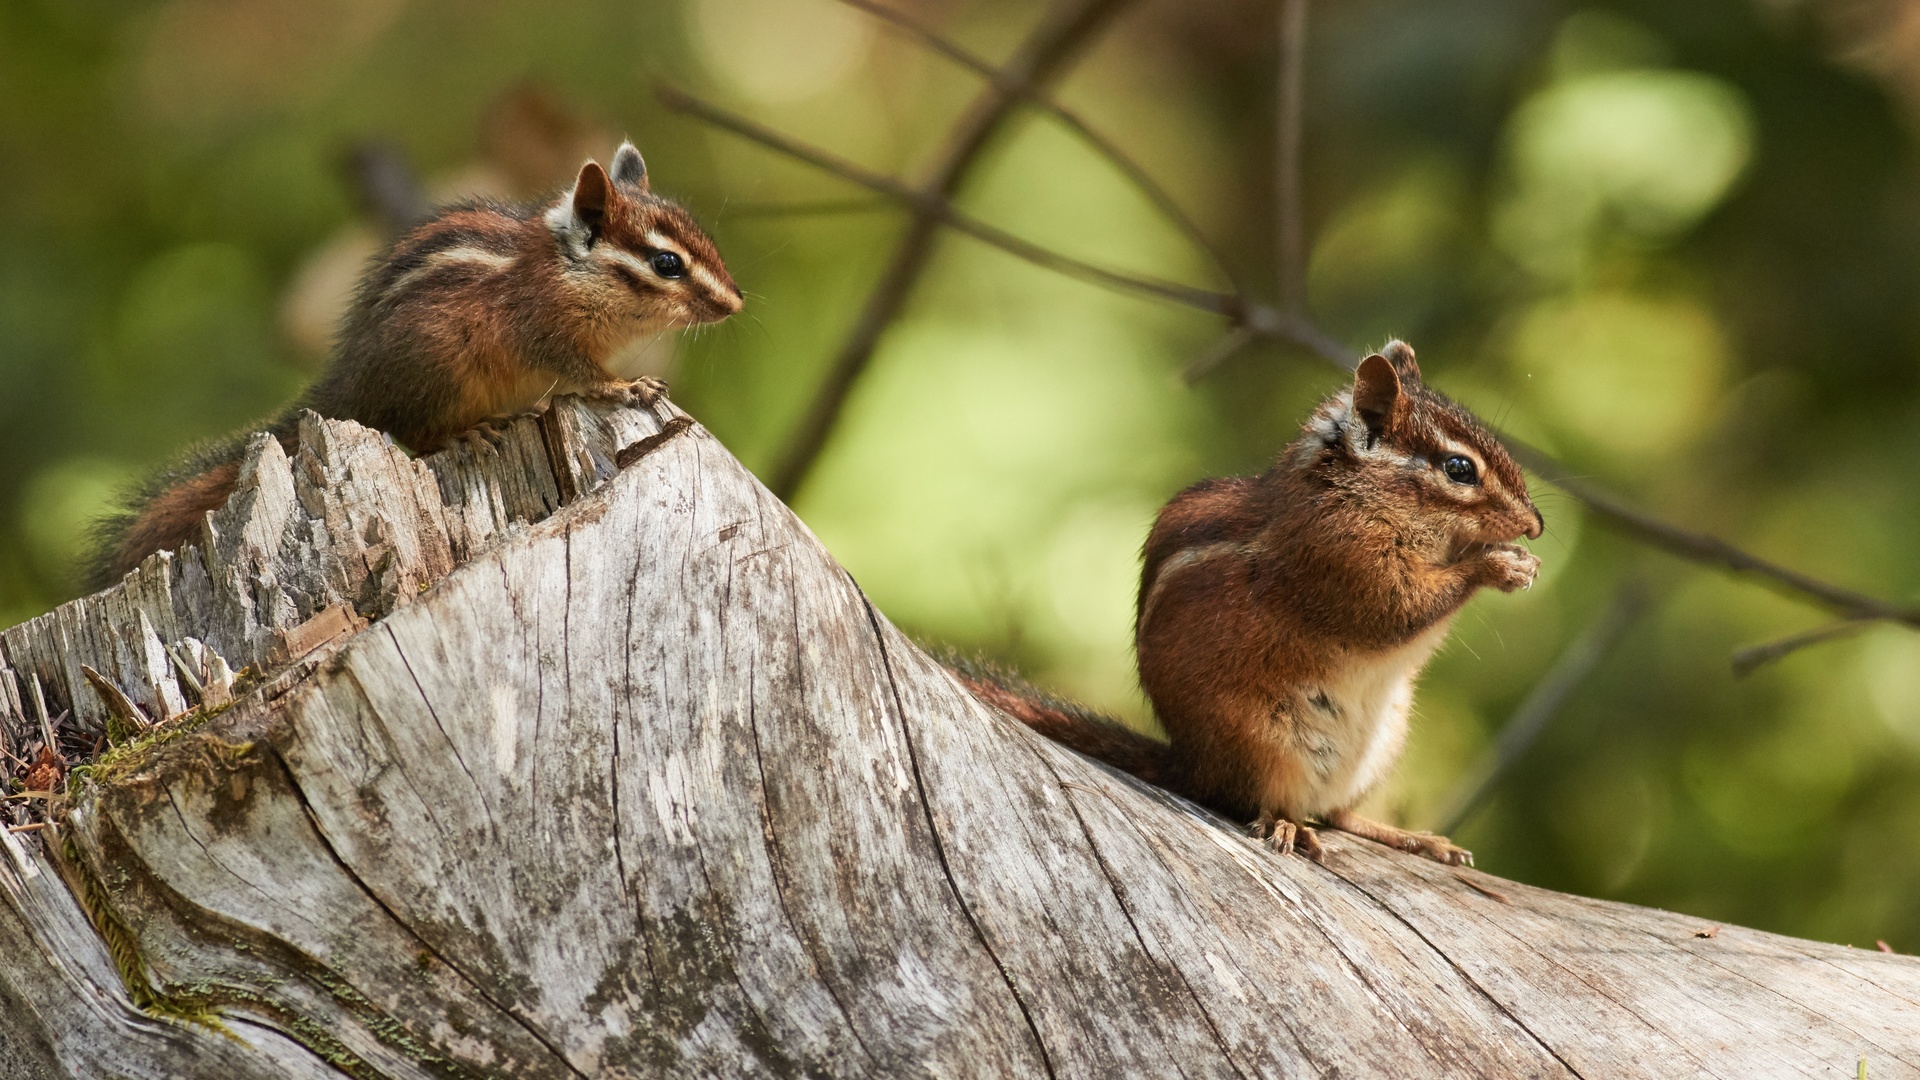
xmin=1287 ymin=619 xmax=1452 ymax=816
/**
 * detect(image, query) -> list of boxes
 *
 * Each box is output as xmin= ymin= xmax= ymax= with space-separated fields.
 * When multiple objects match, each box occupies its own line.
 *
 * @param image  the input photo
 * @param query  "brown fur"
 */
xmin=310 ymin=150 xmax=741 ymax=452
xmin=105 ymin=459 xmax=241 ymax=580
xmin=953 ymin=670 xmax=1167 ymax=786
xmin=90 ymin=143 xmax=739 ymax=588
xmin=968 ymin=341 xmax=1542 ymax=865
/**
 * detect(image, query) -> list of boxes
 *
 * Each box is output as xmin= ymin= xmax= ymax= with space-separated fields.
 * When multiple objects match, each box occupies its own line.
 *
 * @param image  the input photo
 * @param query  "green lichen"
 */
xmin=55 ymin=831 xmax=448 ymax=1077
xmin=53 ymin=693 xmax=521 ymax=1076
xmin=70 ymin=703 xmax=230 ymax=788
xmin=60 ymin=832 xmax=231 ymax=1037
xmin=165 ymin=980 xmax=380 ymax=1078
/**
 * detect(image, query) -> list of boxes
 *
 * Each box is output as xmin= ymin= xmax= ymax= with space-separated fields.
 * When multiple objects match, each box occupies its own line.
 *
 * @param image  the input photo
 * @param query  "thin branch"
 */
xmin=1240 ymin=306 xmax=1351 ymax=366
xmin=1181 ymin=325 xmax=1258 ymax=384
xmin=1732 ymin=619 xmax=1874 ymax=678
xmin=835 ymin=0 xmax=1242 ymax=293
xmin=724 ymin=197 xmax=894 ymax=219
xmin=659 ymin=85 xmax=1231 ymax=315
xmin=658 ymin=86 xmax=1350 ymax=365
xmin=1276 ymin=0 xmax=1309 ymax=314
xmin=1506 ymin=439 xmax=1920 ymax=631
xmin=754 ymin=0 xmax=1138 ymax=502
xmin=1435 ymin=582 xmax=1651 ymax=837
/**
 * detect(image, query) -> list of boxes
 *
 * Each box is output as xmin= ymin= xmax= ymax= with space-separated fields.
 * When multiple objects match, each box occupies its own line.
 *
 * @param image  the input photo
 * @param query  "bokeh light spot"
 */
xmin=1509 ymin=291 xmax=1727 ymax=461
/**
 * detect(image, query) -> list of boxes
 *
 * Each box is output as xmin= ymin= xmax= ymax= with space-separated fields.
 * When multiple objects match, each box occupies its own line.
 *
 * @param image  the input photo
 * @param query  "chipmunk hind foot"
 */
xmin=582 ymin=376 xmax=668 ymax=409
xmin=1250 ymin=811 xmax=1324 ymax=862
xmin=1326 ymin=808 xmax=1472 ymax=866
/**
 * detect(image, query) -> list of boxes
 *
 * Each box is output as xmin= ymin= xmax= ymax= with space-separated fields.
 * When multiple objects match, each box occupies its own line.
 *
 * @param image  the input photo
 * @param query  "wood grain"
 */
xmin=2 ymin=399 xmax=1917 ymax=1078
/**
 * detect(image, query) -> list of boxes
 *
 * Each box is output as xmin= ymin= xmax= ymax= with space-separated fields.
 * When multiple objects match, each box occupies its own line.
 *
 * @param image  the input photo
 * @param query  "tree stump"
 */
xmin=1 ymin=400 xmax=1916 ymax=1078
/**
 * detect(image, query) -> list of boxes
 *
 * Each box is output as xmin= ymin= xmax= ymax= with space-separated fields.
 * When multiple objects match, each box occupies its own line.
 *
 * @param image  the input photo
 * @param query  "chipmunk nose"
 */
xmin=1525 ymin=506 xmax=1544 ymax=540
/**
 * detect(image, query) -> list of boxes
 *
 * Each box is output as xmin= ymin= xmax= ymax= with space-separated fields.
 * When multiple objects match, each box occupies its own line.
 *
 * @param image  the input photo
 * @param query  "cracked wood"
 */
xmin=1 ymin=400 xmax=1918 ymax=1078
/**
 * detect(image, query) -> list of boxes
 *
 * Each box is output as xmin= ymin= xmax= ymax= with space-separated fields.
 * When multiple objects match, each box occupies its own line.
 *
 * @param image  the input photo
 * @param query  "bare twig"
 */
xmin=1435 ymin=581 xmax=1651 ymax=837
xmin=1181 ymin=324 xmax=1258 ymax=383
xmin=1732 ymin=619 xmax=1874 ymax=678
xmin=835 ymin=0 xmax=1241 ymax=292
xmin=658 ymin=86 xmax=1351 ymax=365
xmin=683 ymin=0 xmax=1137 ymax=502
xmin=724 ymin=196 xmax=893 ymax=219
xmin=659 ymin=86 xmax=1227 ymax=315
xmin=1243 ymin=302 xmax=1352 ymax=365
xmin=1276 ymin=0 xmax=1309 ymax=314
xmin=1507 ymin=439 xmax=1920 ymax=631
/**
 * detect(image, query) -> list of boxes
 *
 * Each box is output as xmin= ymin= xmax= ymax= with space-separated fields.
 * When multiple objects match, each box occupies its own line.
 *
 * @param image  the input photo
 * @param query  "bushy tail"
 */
xmin=943 ymin=654 xmax=1169 ymax=786
xmin=84 ymin=414 xmax=300 ymax=591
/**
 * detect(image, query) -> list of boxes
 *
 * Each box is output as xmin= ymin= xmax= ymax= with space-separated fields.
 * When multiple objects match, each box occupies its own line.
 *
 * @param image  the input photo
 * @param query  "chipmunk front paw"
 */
xmin=588 ymin=377 xmax=669 ymax=409
xmin=1482 ymin=544 xmax=1540 ymax=592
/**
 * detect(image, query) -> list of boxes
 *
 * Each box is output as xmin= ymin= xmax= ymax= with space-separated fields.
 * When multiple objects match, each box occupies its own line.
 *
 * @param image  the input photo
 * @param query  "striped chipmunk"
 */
xmin=960 ymin=341 xmax=1542 ymax=864
xmin=91 ymin=141 xmax=742 ymax=588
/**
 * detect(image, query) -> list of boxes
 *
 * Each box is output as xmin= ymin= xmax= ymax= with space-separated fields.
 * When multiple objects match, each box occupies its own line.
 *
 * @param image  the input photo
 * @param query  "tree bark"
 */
xmin=1 ymin=400 xmax=1916 ymax=1078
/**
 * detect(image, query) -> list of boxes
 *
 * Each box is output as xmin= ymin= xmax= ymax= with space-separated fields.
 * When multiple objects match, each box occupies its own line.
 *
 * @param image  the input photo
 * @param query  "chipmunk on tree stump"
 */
xmin=90 ymin=141 xmax=741 ymax=589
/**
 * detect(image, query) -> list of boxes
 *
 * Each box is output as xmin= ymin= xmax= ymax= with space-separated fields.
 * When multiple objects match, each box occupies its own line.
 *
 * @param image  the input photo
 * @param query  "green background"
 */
xmin=4 ymin=0 xmax=1919 ymax=948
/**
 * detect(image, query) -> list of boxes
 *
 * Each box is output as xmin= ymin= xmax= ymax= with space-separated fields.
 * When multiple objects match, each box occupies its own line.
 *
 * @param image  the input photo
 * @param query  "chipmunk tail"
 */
xmin=83 ymin=440 xmax=247 ymax=592
xmin=86 ymin=411 xmax=320 ymax=594
xmin=941 ymin=652 xmax=1169 ymax=787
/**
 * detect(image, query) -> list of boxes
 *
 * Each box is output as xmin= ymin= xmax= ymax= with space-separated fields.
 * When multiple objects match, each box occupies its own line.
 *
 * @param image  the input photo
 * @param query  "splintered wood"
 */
xmin=1 ymin=399 xmax=1917 ymax=1078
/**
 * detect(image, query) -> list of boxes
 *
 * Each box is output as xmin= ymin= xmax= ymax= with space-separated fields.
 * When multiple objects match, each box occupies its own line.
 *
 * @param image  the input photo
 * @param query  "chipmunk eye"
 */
xmin=1442 ymin=455 xmax=1479 ymax=485
xmin=649 ymin=251 xmax=686 ymax=278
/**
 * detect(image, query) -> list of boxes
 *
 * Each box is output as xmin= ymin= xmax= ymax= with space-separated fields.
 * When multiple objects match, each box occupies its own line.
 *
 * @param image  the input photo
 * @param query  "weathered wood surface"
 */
xmin=2 ymin=400 xmax=1918 ymax=1079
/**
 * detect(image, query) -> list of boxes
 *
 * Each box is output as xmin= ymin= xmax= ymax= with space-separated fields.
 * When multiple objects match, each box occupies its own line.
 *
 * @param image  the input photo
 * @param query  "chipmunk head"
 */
xmin=546 ymin=142 xmax=743 ymax=338
xmin=1294 ymin=340 xmax=1542 ymax=551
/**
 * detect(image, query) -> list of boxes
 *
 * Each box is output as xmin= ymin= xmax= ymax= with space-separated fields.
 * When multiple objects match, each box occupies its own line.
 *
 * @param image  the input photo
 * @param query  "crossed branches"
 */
xmin=661 ymin=0 xmax=1913 ymax=683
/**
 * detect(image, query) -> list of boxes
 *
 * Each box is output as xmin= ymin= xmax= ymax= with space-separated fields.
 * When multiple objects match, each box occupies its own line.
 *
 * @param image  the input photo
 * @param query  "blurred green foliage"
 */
xmin=4 ymin=0 xmax=1920 ymax=948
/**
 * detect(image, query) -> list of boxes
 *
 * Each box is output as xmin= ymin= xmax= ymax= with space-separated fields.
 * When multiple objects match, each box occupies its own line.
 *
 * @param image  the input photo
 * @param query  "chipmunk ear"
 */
xmin=609 ymin=142 xmax=649 ymax=192
xmin=1378 ymin=339 xmax=1422 ymax=385
xmin=571 ymin=160 xmax=612 ymax=230
xmin=1352 ymin=352 xmax=1405 ymax=441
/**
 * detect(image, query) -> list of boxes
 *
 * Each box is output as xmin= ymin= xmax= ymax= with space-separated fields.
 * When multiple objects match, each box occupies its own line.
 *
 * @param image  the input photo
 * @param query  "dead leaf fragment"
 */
xmin=23 ymin=746 xmax=63 ymax=796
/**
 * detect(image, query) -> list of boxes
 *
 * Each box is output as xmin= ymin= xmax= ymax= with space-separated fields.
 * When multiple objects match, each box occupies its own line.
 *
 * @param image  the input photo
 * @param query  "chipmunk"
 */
xmin=90 ymin=142 xmax=741 ymax=588
xmin=960 ymin=342 xmax=1541 ymax=864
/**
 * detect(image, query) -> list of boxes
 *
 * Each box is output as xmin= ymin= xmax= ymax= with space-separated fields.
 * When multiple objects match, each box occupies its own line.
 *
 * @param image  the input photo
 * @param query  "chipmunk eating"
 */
xmin=962 ymin=341 xmax=1541 ymax=864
